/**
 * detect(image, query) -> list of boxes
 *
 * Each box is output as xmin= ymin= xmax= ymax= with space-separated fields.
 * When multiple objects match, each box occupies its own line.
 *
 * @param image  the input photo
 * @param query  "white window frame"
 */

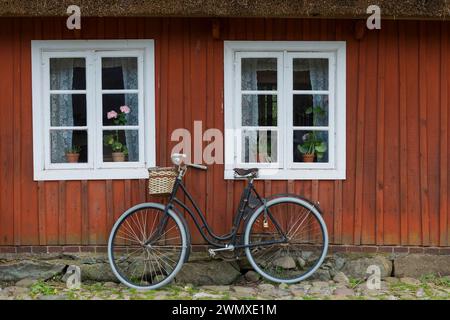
xmin=224 ymin=41 xmax=346 ymax=180
xmin=32 ymin=40 xmax=156 ymax=181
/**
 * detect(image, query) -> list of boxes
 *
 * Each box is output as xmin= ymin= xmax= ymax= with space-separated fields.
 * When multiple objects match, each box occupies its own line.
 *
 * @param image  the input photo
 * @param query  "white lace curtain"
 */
xmin=294 ymin=58 xmax=329 ymax=162
xmin=103 ymin=58 xmax=139 ymax=161
xmin=240 ymin=58 xmax=329 ymax=163
xmin=294 ymin=58 xmax=328 ymax=126
xmin=241 ymin=59 xmax=277 ymax=162
xmin=50 ymin=59 xmax=84 ymax=163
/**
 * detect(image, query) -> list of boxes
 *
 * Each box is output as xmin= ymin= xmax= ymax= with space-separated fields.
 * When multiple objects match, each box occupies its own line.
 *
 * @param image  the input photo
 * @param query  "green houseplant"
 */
xmin=65 ymin=145 xmax=81 ymax=163
xmin=297 ymin=106 xmax=328 ymax=162
xmin=104 ymin=134 xmax=129 ymax=162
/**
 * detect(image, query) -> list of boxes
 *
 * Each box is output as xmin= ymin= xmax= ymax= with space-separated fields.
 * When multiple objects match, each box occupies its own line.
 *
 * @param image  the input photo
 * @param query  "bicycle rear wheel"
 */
xmin=108 ymin=203 xmax=188 ymax=290
xmin=244 ymin=197 xmax=328 ymax=283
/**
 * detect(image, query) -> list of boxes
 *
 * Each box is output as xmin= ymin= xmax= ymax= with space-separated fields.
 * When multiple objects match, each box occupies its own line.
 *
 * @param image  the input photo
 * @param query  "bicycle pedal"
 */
xmin=208 ymin=249 xmax=216 ymax=257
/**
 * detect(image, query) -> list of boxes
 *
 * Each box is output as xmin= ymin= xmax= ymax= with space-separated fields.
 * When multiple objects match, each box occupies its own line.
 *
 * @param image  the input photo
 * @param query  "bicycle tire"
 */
xmin=108 ymin=203 xmax=189 ymax=290
xmin=244 ymin=196 xmax=328 ymax=284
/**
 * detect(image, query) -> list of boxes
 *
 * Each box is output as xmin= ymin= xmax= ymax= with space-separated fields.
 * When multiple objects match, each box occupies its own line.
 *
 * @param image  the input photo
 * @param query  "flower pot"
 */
xmin=302 ymin=154 xmax=315 ymax=163
xmin=112 ymin=152 xmax=126 ymax=162
xmin=65 ymin=153 xmax=80 ymax=163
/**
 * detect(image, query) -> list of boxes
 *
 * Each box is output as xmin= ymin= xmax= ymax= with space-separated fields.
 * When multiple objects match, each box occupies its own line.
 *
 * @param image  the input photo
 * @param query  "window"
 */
xmin=224 ymin=41 xmax=346 ymax=180
xmin=32 ymin=40 xmax=155 ymax=180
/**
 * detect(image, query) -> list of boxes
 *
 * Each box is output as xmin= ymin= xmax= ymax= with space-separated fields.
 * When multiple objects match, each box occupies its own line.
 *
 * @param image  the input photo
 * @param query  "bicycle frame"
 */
xmin=152 ymin=173 xmax=288 ymax=250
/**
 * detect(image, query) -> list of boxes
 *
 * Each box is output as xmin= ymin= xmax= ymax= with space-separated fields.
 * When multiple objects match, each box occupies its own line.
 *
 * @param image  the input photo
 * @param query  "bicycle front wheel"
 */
xmin=108 ymin=203 xmax=188 ymax=290
xmin=244 ymin=197 xmax=328 ymax=284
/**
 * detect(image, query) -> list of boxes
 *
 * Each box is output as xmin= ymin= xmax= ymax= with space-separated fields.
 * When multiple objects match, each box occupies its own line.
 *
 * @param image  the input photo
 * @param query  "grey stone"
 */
xmin=301 ymin=251 xmax=313 ymax=260
xmin=232 ymin=286 xmax=257 ymax=297
xmin=309 ymin=285 xmax=332 ymax=295
xmin=310 ymin=269 xmax=331 ymax=281
xmin=2 ymin=286 xmax=29 ymax=296
xmin=296 ymin=257 xmax=306 ymax=268
xmin=77 ymin=264 xmax=117 ymax=282
xmin=37 ymin=294 xmax=67 ymax=300
xmin=103 ymin=282 xmax=117 ymax=288
xmin=312 ymin=281 xmax=329 ymax=288
xmin=321 ymin=262 xmax=333 ymax=270
xmin=15 ymin=278 xmax=38 ymax=288
xmin=341 ymin=255 xmax=392 ymax=280
xmin=384 ymin=277 xmax=399 ymax=284
xmin=394 ymin=254 xmax=450 ymax=278
xmin=201 ymin=285 xmax=230 ymax=292
xmin=274 ymin=289 xmax=292 ymax=297
xmin=415 ymin=288 xmax=425 ymax=298
xmin=272 ymin=256 xmax=296 ymax=269
xmin=244 ymin=271 xmax=260 ymax=282
xmin=400 ymin=277 xmax=421 ymax=286
xmin=333 ymin=256 xmax=346 ymax=270
xmin=175 ymin=261 xmax=240 ymax=286
xmin=0 ymin=261 xmax=65 ymax=282
xmin=193 ymin=292 xmax=224 ymax=299
xmin=333 ymin=288 xmax=355 ymax=296
xmin=257 ymin=283 xmax=275 ymax=291
xmin=333 ymin=272 xmax=349 ymax=285
xmin=290 ymin=287 xmax=307 ymax=297
xmin=278 ymin=283 xmax=289 ymax=290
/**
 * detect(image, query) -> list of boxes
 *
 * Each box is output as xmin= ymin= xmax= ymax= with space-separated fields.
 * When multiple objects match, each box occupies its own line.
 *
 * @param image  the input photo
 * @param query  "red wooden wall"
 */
xmin=0 ymin=17 xmax=449 ymax=247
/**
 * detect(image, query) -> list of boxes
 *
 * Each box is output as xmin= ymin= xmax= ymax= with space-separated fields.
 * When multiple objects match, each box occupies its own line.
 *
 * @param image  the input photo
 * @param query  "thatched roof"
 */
xmin=0 ymin=0 xmax=449 ymax=20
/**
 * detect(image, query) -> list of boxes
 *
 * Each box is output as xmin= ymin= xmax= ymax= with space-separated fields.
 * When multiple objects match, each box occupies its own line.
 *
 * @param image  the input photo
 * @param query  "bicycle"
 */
xmin=108 ymin=154 xmax=328 ymax=290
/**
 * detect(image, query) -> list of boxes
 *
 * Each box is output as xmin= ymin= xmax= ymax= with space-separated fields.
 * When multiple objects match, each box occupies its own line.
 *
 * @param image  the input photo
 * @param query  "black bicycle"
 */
xmin=108 ymin=154 xmax=328 ymax=290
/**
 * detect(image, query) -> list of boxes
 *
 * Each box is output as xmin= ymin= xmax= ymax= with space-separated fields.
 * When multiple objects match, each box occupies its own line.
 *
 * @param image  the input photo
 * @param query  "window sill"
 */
xmin=224 ymin=168 xmax=346 ymax=180
xmin=34 ymin=167 xmax=150 ymax=181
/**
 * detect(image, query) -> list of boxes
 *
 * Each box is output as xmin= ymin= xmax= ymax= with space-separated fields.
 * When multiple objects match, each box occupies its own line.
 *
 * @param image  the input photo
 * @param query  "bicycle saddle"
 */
xmin=234 ymin=168 xmax=259 ymax=178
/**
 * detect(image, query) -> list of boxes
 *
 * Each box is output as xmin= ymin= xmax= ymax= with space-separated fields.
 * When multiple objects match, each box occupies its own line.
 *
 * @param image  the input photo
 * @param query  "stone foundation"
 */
xmin=1 ymin=249 xmax=450 ymax=285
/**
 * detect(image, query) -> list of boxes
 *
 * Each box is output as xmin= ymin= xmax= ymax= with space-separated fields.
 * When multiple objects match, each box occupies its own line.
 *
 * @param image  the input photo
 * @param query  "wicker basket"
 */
xmin=148 ymin=167 xmax=178 ymax=195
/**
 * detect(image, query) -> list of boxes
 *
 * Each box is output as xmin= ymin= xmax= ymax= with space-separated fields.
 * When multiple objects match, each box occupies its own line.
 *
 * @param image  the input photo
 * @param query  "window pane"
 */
xmin=103 ymin=130 xmax=139 ymax=162
xmin=293 ymin=95 xmax=328 ymax=127
xmin=242 ymin=95 xmax=277 ymax=126
xmin=102 ymin=57 xmax=138 ymax=90
xmin=242 ymin=58 xmax=277 ymax=91
xmin=50 ymin=130 xmax=87 ymax=163
xmin=50 ymin=58 xmax=86 ymax=90
xmin=293 ymin=130 xmax=329 ymax=163
xmin=241 ymin=130 xmax=277 ymax=163
xmin=50 ymin=94 xmax=86 ymax=127
xmin=103 ymin=94 xmax=138 ymax=126
xmin=293 ymin=58 xmax=328 ymax=91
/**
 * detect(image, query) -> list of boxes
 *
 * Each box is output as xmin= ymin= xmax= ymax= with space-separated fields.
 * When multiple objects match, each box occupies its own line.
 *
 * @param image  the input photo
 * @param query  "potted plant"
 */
xmin=297 ymin=105 xmax=328 ymax=162
xmin=297 ymin=132 xmax=327 ymax=162
xmin=65 ymin=145 xmax=81 ymax=163
xmin=104 ymin=135 xmax=129 ymax=162
xmin=104 ymin=106 xmax=131 ymax=162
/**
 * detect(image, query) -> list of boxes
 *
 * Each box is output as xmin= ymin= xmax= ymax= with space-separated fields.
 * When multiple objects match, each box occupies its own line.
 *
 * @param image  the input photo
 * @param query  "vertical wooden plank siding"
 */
xmin=0 ymin=17 xmax=449 ymax=247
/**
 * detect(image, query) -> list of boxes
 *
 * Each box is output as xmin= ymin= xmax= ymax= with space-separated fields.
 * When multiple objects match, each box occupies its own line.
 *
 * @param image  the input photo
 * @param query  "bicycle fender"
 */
xmin=168 ymin=205 xmax=192 ymax=263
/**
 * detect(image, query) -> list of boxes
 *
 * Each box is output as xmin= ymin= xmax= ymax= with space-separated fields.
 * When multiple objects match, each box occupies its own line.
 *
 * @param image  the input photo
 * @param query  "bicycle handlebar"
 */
xmin=186 ymin=163 xmax=208 ymax=171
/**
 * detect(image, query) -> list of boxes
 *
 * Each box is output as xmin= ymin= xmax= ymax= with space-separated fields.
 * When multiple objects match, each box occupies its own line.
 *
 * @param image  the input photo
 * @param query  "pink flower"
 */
xmin=120 ymin=105 xmax=131 ymax=114
xmin=107 ymin=110 xmax=118 ymax=119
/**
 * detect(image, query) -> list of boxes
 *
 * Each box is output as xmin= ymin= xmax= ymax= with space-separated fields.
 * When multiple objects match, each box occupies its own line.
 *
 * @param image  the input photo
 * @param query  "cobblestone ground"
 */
xmin=1 ymin=274 xmax=450 ymax=300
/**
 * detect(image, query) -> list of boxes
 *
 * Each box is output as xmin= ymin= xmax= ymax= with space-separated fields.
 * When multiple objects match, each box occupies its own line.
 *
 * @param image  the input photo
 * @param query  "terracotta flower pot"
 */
xmin=66 ymin=153 xmax=80 ymax=163
xmin=302 ymin=154 xmax=315 ymax=163
xmin=112 ymin=152 xmax=126 ymax=162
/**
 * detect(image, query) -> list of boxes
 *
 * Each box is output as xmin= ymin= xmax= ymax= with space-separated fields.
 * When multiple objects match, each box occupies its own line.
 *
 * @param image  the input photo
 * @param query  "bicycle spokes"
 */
xmin=246 ymin=199 xmax=327 ymax=282
xmin=110 ymin=207 xmax=185 ymax=288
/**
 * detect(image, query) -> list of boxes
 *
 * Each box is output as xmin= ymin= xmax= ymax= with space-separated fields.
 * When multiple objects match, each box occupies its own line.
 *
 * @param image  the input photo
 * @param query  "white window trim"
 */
xmin=32 ymin=40 xmax=156 ymax=181
xmin=224 ymin=41 xmax=346 ymax=180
